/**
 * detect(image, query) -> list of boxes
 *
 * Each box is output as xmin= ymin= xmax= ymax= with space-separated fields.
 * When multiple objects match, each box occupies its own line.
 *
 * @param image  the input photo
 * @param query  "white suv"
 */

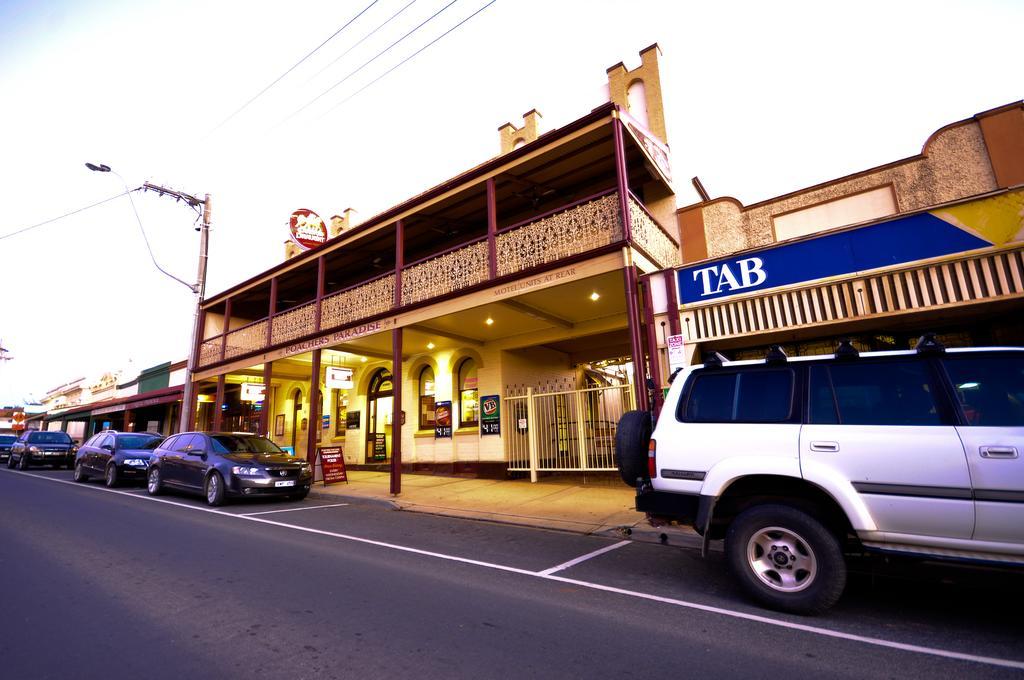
xmin=616 ymin=336 xmax=1024 ymax=614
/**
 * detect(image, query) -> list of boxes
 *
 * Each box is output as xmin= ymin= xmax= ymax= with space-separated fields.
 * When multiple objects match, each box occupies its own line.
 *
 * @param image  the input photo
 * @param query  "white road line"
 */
xmin=239 ymin=503 xmax=349 ymax=516
xmin=539 ymin=540 xmax=631 ymax=575
xmin=5 ymin=467 xmax=1024 ymax=672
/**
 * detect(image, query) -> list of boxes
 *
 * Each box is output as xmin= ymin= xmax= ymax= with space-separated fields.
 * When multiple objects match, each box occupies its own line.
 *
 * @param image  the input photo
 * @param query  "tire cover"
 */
xmin=615 ymin=410 xmax=652 ymax=487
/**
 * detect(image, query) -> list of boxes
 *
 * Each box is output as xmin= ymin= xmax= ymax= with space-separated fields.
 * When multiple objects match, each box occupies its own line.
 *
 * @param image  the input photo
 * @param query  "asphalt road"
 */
xmin=1 ymin=466 xmax=1022 ymax=679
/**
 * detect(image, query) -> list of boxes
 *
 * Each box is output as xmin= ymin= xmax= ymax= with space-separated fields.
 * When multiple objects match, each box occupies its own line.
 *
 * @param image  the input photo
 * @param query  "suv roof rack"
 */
xmin=765 ymin=345 xmax=788 ymax=365
xmin=914 ymin=332 xmax=946 ymax=355
xmin=702 ymin=351 xmax=729 ymax=369
xmin=835 ymin=338 xmax=859 ymax=360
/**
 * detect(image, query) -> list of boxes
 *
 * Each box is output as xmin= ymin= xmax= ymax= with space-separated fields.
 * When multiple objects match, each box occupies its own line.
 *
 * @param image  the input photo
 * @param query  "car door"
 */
xmin=160 ymin=434 xmax=193 ymax=485
xmin=94 ymin=434 xmax=115 ymax=473
xmin=801 ymin=356 xmax=974 ymax=539
xmin=940 ymin=351 xmax=1024 ymax=545
xmin=179 ymin=434 xmax=211 ymax=489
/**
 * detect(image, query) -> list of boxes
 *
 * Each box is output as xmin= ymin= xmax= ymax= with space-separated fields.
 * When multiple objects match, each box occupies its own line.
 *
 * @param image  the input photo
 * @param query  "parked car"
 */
xmin=73 ymin=431 xmax=164 ymax=487
xmin=0 ymin=434 xmax=16 ymax=463
xmin=7 ymin=430 xmax=78 ymax=470
xmin=615 ymin=336 xmax=1024 ymax=615
xmin=146 ymin=432 xmax=313 ymax=506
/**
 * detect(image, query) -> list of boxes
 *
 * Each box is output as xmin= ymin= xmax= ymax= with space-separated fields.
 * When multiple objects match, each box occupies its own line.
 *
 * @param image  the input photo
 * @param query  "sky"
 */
xmin=0 ymin=0 xmax=1020 ymax=405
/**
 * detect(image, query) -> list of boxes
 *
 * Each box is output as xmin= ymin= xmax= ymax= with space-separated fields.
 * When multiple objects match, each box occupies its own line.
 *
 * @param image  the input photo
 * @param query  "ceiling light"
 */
xmin=427 ymin=342 xmax=436 ymax=350
xmin=485 ymin=317 xmax=494 ymax=325
xmin=360 ymin=356 xmax=367 ymax=363
xmin=589 ymin=291 xmax=601 ymax=301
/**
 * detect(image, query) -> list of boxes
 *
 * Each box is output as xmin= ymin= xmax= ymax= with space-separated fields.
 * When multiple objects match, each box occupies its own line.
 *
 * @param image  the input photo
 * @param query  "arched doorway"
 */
xmin=366 ymin=369 xmax=393 ymax=463
xmin=290 ymin=388 xmax=303 ymax=452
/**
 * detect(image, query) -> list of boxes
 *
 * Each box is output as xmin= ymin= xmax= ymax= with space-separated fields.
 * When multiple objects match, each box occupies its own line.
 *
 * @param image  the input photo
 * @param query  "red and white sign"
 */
xmin=667 ymin=334 xmax=686 ymax=374
xmin=12 ymin=411 xmax=26 ymax=431
xmin=318 ymin=446 xmax=347 ymax=485
xmin=288 ymin=209 xmax=328 ymax=250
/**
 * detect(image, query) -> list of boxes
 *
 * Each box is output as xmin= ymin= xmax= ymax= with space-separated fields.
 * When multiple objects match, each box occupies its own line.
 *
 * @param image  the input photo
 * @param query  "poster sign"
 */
xmin=326 ymin=366 xmax=353 ymax=389
xmin=318 ymin=446 xmax=347 ymax=485
xmin=372 ymin=434 xmax=387 ymax=459
xmin=346 ymin=411 xmax=361 ymax=430
xmin=480 ymin=395 xmax=500 ymax=435
xmin=288 ymin=209 xmax=328 ymax=250
xmin=667 ymin=334 xmax=686 ymax=374
xmin=322 ymin=414 xmax=331 ymax=430
xmin=434 ymin=400 xmax=452 ymax=438
xmin=241 ymin=382 xmax=265 ymax=403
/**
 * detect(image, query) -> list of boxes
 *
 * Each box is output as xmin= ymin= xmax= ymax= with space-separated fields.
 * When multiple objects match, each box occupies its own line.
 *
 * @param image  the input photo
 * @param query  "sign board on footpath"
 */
xmin=317 ymin=446 xmax=347 ymax=486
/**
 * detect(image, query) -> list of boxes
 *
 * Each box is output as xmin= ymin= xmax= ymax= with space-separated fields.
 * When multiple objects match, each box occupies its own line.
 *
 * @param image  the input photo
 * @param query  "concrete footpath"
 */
xmin=309 ymin=471 xmax=700 ymax=547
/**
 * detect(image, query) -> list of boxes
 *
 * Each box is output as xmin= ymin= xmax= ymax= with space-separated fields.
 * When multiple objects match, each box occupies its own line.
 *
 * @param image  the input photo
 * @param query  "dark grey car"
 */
xmin=73 ymin=431 xmax=164 ymax=487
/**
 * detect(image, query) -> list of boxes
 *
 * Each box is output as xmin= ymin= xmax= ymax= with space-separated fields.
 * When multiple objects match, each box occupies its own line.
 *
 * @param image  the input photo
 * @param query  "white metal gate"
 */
xmin=504 ymin=384 xmax=634 ymax=481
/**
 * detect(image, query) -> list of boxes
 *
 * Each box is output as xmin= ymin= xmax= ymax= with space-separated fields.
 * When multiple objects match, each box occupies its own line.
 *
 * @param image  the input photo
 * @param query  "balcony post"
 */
xmin=487 ymin=177 xmax=497 ymax=279
xmin=394 ymin=220 xmax=404 ymax=308
xmin=664 ymin=271 xmax=682 ymax=337
xmin=259 ymin=361 xmax=273 ymax=436
xmin=641 ymin=275 xmax=664 ymax=415
xmin=220 ymin=298 xmax=232 ymax=361
xmin=305 ymin=349 xmax=321 ymax=465
xmin=213 ymin=374 xmax=225 ymax=431
xmin=613 ymin=116 xmax=633 ymax=241
xmin=390 ymin=328 xmax=403 ymax=495
xmin=315 ymin=256 xmax=325 ymax=332
xmin=623 ymin=264 xmax=649 ymax=412
xmin=266 ymin=277 xmax=278 ymax=347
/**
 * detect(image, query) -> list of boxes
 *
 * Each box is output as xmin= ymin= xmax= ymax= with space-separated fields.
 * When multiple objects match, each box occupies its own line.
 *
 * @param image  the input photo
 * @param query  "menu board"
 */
xmin=434 ymin=400 xmax=452 ymax=438
xmin=480 ymin=395 xmax=500 ymax=435
xmin=318 ymin=446 xmax=347 ymax=485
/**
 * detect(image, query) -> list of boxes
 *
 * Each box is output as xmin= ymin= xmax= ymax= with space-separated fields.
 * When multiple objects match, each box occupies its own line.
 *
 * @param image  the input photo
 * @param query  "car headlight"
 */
xmin=70 ymin=445 xmax=79 ymax=454
xmin=232 ymin=466 xmax=264 ymax=477
xmin=28 ymin=446 xmax=40 ymax=453
xmin=123 ymin=458 xmax=147 ymax=466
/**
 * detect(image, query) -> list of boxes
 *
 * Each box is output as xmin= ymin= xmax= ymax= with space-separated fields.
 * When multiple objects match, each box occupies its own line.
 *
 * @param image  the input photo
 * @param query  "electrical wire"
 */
xmin=280 ymin=0 xmax=461 ymax=126
xmin=306 ymin=0 xmax=419 ymax=83
xmin=208 ymin=0 xmax=382 ymax=135
xmin=0 ymin=190 xmax=135 ymax=242
xmin=319 ymin=0 xmax=497 ymax=120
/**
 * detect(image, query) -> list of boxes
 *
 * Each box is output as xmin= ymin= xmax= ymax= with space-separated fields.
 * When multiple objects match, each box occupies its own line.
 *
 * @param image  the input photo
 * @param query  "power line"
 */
xmin=319 ymin=0 xmax=497 ymax=120
xmin=307 ymin=0 xmax=420 ymax=83
xmin=280 ymin=0 xmax=462 ymax=126
xmin=208 ymin=0 xmax=382 ymax=135
xmin=0 ymin=190 xmax=136 ymax=242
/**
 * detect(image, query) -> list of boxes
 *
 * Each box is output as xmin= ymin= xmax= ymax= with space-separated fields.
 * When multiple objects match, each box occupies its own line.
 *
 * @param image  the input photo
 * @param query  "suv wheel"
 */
xmin=614 ymin=410 xmax=652 ymax=487
xmin=725 ymin=504 xmax=846 ymax=615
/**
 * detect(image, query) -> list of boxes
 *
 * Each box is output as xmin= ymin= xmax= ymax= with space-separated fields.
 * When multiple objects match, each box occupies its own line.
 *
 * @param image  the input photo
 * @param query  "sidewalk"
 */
xmin=309 ymin=471 xmax=700 ymax=547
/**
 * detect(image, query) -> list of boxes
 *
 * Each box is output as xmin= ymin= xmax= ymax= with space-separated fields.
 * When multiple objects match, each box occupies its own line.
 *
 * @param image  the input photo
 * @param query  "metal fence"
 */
xmin=504 ymin=384 xmax=633 ymax=481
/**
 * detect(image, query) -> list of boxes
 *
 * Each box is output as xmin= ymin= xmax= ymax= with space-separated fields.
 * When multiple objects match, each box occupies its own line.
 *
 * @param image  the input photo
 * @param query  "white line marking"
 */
xmin=539 ymin=540 xmax=631 ymax=575
xmin=6 ymin=467 xmax=1024 ymax=671
xmin=239 ymin=502 xmax=349 ymax=516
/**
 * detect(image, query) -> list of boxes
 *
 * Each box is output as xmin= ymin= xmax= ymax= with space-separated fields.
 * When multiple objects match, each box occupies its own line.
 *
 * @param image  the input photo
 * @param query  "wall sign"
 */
xmin=326 ymin=367 xmax=353 ymax=389
xmin=240 ymin=382 xmax=266 ymax=403
xmin=667 ymin=334 xmax=686 ymax=375
xmin=434 ymin=400 xmax=452 ymax=438
xmin=676 ymin=212 xmax=990 ymax=304
xmin=480 ymin=395 xmax=500 ymax=435
xmin=288 ymin=209 xmax=328 ymax=251
xmin=372 ymin=434 xmax=387 ymax=459
xmin=318 ymin=446 xmax=347 ymax=485
xmin=346 ymin=411 xmax=361 ymax=430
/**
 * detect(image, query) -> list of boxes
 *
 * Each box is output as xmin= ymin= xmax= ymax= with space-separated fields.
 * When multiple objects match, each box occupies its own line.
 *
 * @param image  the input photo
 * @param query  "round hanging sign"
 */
xmin=289 ymin=209 xmax=328 ymax=250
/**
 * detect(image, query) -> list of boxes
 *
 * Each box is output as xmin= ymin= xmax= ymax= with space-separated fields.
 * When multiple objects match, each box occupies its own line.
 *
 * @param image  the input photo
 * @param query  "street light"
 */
xmin=86 ymin=162 xmax=211 ymax=434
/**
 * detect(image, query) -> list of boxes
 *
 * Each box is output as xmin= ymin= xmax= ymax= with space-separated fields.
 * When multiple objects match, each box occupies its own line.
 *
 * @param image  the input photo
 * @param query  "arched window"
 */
xmin=418 ymin=366 xmax=436 ymax=430
xmin=457 ymin=358 xmax=479 ymax=428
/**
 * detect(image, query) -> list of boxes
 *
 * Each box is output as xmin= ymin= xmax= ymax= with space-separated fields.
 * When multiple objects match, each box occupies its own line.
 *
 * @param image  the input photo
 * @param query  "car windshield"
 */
xmin=28 ymin=432 xmax=72 ymax=444
xmin=210 ymin=435 xmax=284 ymax=455
xmin=117 ymin=434 xmax=162 ymax=450
xmin=0 ymin=435 xmax=16 ymax=444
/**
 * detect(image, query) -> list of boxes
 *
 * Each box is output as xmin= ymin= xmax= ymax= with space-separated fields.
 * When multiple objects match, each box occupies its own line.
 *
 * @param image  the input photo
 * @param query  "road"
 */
xmin=1 ymin=466 xmax=1022 ymax=679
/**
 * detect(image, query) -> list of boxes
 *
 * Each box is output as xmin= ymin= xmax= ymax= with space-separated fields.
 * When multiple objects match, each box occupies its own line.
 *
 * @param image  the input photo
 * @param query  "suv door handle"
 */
xmin=810 ymin=441 xmax=840 ymax=452
xmin=980 ymin=446 xmax=1018 ymax=459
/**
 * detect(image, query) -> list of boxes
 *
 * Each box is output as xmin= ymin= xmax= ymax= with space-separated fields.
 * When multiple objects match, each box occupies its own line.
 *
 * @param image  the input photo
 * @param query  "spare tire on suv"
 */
xmin=615 ymin=410 xmax=651 ymax=487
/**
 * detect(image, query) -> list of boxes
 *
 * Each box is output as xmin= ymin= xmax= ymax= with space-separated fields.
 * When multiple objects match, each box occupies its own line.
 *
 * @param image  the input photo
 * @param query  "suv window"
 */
xmin=812 ymin=359 xmax=942 ymax=426
xmin=681 ymin=369 xmax=794 ymax=423
xmin=941 ymin=354 xmax=1024 ymax=426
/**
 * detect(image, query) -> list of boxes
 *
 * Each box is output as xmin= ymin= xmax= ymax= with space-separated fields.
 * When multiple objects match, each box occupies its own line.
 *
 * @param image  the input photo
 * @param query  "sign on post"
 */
xmin=667 ymin=334 xmax=686 ymax=375
xmin=318 ymin=446 xmax=347 ymax=485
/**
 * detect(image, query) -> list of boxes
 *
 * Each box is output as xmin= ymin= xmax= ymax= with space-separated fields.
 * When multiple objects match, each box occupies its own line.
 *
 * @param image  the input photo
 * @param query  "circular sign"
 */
xmin=289 ymin=209 xmax=328 ymax=250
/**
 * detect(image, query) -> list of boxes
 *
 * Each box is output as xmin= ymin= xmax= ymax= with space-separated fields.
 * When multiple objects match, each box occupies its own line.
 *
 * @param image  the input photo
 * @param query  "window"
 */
xmin=334 ymin=389 xmax=349 ymax=437
xmin=173 ymin=434 xmax=198 ymax=452
xmin=97 ymin=434 xmax=114 ymax=449
xmin=941 ymin=354 xmax=1024 ymax=426
xmin=419 ymin=366 xmax=436 ymax=430
xmin=808 ymin=365 xmax=839 ymax=425
xmin=681 ymin=369 xmax=794 ymax=423
xmin=457 ymin=359 xmax=478 ymax=427
xmin=823 ymin=360 xmax=941 ymax=426
xmin=29 ymin=431 xmax=72 ymax=444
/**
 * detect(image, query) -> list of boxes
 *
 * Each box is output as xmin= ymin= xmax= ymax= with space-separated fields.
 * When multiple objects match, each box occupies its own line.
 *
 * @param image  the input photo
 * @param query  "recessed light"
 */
xmin=427 ymin=342 xmax=435 ymax=350
xmin=589 ymin=291 xmax=601 ymax=301
xmin=485 ymin=317 xmax=494 ymax=325
xmin=360 ymin=356 xmax=367 ymax=363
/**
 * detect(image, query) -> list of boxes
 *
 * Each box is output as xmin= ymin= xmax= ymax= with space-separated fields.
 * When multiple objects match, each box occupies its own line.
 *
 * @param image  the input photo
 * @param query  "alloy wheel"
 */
xmin=745 ymin=525 xmax=817 ymax=593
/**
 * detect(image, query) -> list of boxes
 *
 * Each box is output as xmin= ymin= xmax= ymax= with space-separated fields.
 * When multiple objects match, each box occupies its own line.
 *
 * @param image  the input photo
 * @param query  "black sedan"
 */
xmin=0 ymin=434 xmax=16 ymax=462
xmin=73 ymin=431 xmax=163 ymax=487
xmin=7 ymin=430 xmax=77 ymax=469
xmin=146 ymin=432 xmax=312 ymax=506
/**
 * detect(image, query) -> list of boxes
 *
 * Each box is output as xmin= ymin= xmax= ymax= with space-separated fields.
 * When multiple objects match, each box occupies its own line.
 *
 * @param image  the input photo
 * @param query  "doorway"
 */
xmin=366 ymin=369 xmax=393 ymax=463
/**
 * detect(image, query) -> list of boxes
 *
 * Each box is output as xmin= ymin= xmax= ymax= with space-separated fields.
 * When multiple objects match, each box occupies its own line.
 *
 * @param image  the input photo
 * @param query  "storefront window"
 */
xmin=419 ymin=366 xmax=436 ymax=430
xmin=334 ymin=389 xmax=349 ymax=437
xmin=457 ymin=358 xmax=478 ymax=427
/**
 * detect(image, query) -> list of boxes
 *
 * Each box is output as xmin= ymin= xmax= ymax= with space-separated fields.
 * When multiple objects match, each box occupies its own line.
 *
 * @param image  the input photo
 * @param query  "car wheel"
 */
xmin=105 ymin=464 xmax=119 ymax=488
xmin=205 ymin=471 xmax=226 ymax=507
xmin=73 ymin=462 xmax=90 ymax=483
xmin=18 ymin=452 xmax=30 ymax=471
xmin=147 ymin=467 xmax=163 ymax=496
xmin=6 ymin=454 xmax=16 ymax=469
xmin=726 ymin=504 xmax=846 ymax=616
xmin=614 ymin=410 xmax=652 ymax=487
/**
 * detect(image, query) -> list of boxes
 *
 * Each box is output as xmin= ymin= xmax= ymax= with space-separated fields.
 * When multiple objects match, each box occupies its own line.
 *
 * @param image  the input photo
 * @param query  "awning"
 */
xmin=45 ymin=386 xmax=182 ymax=421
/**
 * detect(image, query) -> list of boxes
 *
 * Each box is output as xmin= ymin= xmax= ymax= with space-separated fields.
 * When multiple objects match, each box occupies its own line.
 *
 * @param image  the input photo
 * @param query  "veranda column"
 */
xmin=390 ymin=328 xmax=403 ymax=495
xmin=305 ymin=349 xmax=321 ymax=465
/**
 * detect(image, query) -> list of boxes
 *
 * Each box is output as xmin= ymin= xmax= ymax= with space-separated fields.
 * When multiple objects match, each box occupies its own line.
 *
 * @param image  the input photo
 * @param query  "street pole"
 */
xmin=180 ymin=193 xmax=211 ymax=433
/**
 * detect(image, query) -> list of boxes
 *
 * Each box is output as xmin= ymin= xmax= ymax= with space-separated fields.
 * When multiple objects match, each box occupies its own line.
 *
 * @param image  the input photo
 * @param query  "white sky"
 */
xmin=0 ymin=0 xmax=1020 ymax=405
